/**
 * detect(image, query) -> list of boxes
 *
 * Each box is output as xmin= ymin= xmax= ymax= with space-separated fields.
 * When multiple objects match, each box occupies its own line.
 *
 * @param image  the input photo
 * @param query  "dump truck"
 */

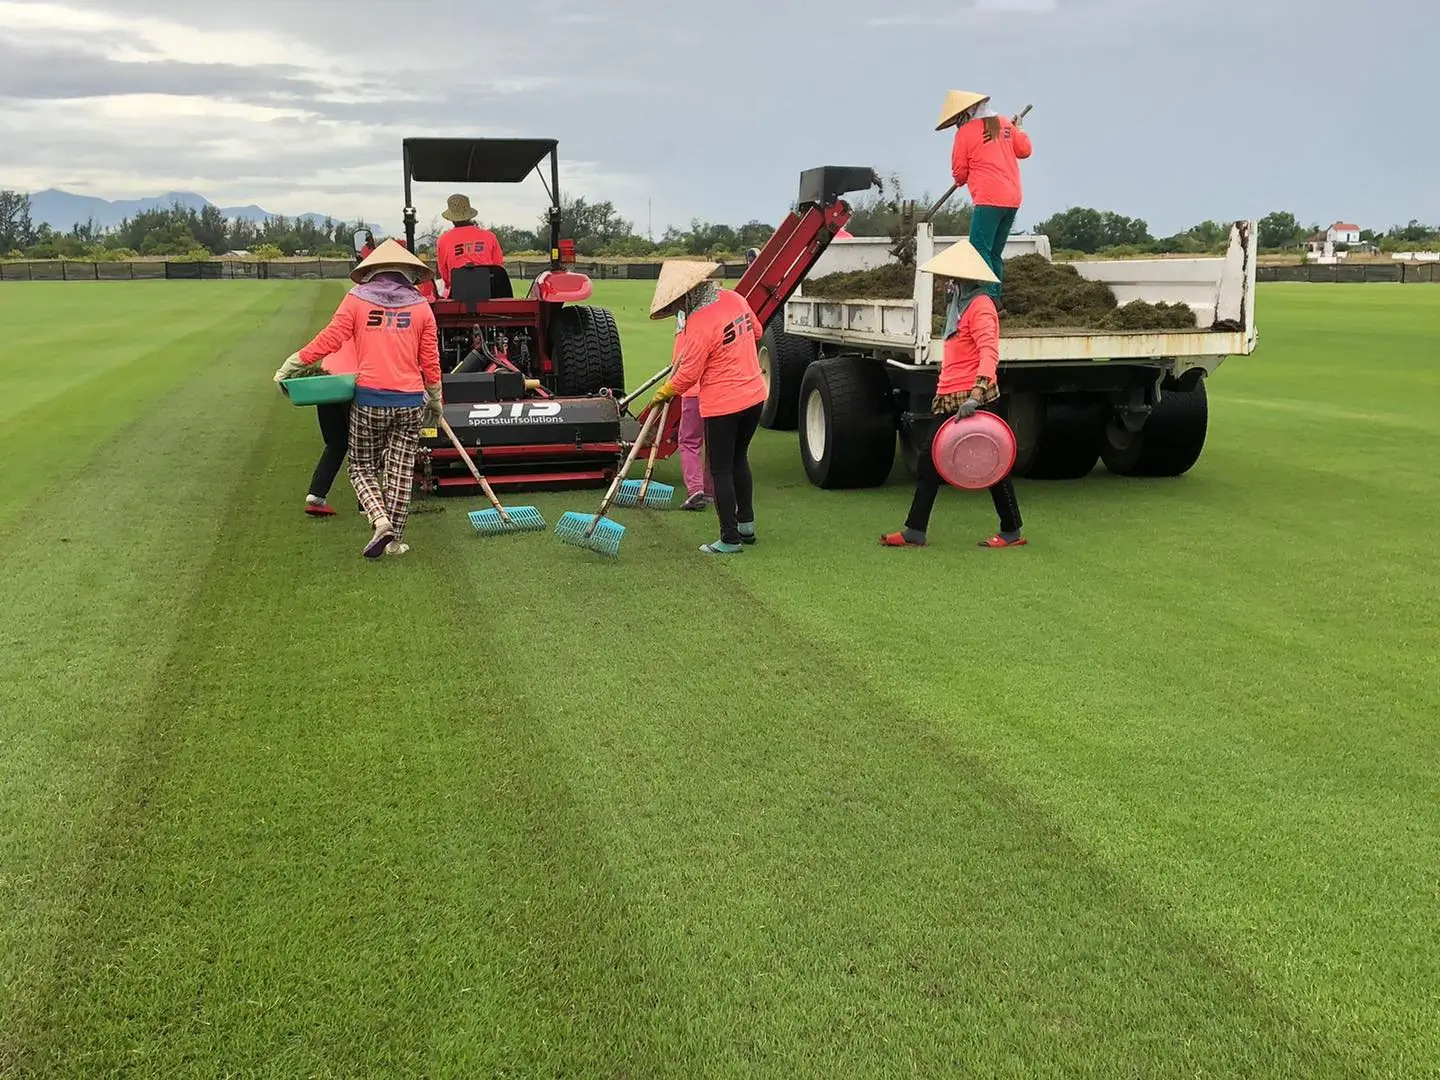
xmin=754 ymin=220 xmax=1259 ymax=485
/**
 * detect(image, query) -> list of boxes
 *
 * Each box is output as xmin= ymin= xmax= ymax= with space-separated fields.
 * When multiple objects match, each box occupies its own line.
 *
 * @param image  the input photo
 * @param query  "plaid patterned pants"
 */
xmin=347 ymin=404 xmax=425 ymax=541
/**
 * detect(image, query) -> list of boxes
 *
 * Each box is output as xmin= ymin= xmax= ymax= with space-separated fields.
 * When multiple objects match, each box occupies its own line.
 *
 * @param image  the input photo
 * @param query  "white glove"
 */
xmin=424 ymin=383 xmax=443 ymax=422
xmin=273 ymin=352 xmax=307 ymax=383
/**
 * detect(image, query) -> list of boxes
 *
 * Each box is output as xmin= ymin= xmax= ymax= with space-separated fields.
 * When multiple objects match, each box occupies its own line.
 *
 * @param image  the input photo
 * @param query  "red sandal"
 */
xmin=879 ymin=531 xmax=926 ymax=547
xmin=977 ymin=534 xmax=1026 ymax=548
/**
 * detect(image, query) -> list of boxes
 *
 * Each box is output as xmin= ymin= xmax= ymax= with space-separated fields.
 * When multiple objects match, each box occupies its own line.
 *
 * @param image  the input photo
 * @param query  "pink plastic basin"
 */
xmin=931 ymin=411 xmax=1017 ymax=490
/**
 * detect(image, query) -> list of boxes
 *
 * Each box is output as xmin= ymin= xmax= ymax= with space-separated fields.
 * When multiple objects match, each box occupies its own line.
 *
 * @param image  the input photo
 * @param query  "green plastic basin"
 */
xmin=282 ymin=373 xmax=356 ymax=406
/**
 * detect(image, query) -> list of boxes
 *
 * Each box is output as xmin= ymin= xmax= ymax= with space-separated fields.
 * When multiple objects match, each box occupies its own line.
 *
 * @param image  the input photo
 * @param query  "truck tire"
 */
xmin=552 ymin=305 xmax=625 ymax=397
xmin=758 ymin=322 xmax=818 ymax=430
xmin=799 ymin=356 xmax=895 ymax=489
xmin=1019 ymin=398 xmax=1105 ymax=480
xmin=1102 ymin=379 xmax=1209 ymax=477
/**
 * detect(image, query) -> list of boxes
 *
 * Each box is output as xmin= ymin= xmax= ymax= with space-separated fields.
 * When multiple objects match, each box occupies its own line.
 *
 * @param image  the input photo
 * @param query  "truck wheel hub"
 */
xmin=804 ymin=391 xmax=826 ymax=459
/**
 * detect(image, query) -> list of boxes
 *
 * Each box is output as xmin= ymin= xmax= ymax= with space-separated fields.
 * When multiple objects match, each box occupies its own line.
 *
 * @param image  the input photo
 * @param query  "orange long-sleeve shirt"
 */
xmin=667 ymin=290 xmax=766 ymax=418
xmin=937 ymin=294 xmax=1000 ymax=396
xmin=436 ymin=223 xmax=504 ymax=290
xmin=950 ymin=116 xmax=1032 ymax=208
xmin=298 ymin=292 xmax=440 ymax=397
xmin=669 ymin=322 xmax=699 ymax=400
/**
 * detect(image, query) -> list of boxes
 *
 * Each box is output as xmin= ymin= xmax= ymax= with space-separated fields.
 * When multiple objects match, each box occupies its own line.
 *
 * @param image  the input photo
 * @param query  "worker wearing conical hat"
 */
xmin=435 ymin=193 xmax=505 ymax=297
xmin=274 ymin=238 xmax=443 ymax=558
xmin=649 ymin=260 xmax=766 ymax=553
xmin=880 ymin=240 xmax=1026 ymax=550
xmin=935 ymin=90 xmax=1032 ymax=304
xmin=392 ymin=237 xmax=437 ymax=302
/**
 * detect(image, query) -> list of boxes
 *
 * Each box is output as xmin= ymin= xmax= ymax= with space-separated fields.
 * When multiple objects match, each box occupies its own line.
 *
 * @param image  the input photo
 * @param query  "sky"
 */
xmin=0 ymin=0 xmax=1436 ymax=238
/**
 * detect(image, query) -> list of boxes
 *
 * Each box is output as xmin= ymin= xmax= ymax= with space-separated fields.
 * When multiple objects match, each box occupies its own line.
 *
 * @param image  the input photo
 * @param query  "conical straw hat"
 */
xmin=441 ymin=193 xmax=478 ymax=222
xmin=349 ymin=237 xmax=435 ymax=284
xmin=935 ymin=89 xmax=990 ymax=130
xmin=649 ymin=259 xmax=720 ymax=319
xmin=919 ymin=238 xmax=998 ymax=283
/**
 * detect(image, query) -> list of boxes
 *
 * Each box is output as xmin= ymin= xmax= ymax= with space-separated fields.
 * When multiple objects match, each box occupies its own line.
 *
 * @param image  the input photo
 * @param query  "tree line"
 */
xmin=3 ymin=186 xmax=1438 ymax=263
xmin=1033 ymin=207 xmax=1440 ymax=257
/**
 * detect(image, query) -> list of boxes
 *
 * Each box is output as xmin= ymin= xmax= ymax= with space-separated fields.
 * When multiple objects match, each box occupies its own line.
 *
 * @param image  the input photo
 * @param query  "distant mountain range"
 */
xmin=26 ymin=189 xmax=345 ymax=232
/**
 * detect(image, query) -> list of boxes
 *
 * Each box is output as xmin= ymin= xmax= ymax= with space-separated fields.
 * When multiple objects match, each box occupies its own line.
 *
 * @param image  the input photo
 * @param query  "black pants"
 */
xmin=309 ymin=401 xmax=351 ymax=499
xmin=905 ymin=411 xmax=1022 ymax=535
xmin=703 ymin=402 xmax=762 ymax=545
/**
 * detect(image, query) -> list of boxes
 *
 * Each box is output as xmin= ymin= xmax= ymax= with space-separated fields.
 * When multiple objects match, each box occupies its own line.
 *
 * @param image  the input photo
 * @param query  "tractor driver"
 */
xmin=435 ymin=193 xmax=505 ymax=298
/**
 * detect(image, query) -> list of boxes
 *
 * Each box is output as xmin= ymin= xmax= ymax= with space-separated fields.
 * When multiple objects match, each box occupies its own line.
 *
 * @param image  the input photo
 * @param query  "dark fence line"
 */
xmin=0 ymin=259 xmax=752 ymax=282
xmin=4 ymin=259 xmax=1436 ymax=284
xmin=1255 ymin=262 xmax=1440 ymax=283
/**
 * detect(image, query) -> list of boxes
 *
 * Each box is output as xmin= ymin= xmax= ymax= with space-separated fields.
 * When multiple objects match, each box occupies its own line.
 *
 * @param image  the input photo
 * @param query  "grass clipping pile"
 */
xmin=805 ymin=253 xmax=1198 ymax=335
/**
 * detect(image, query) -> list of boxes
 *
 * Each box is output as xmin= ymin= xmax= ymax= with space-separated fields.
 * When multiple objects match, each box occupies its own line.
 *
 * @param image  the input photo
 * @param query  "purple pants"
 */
xmin=679 ymin=395 xmax=713 ymax=497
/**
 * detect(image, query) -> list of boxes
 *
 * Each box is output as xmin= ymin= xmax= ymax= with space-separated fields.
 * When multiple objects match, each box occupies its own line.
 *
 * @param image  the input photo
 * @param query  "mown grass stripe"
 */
xmin=0 ymin=283 xmax=307 ymax=529
xmin=0 ymin=284 xmax=333 ymax=1071
xmin=430 ymin=518 xmax=1364 ymax=1078
xmin=3 ymin=365 xmax=699 ymax=1078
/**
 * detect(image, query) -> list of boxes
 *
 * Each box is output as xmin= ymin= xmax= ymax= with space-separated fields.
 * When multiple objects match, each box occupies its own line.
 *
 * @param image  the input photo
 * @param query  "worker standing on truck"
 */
xmin=435 ymin=194 xmax=504 ymax=297
xmin=274 ymin=239 xmax=443 ymax=558
xmin=936 ymin=89 xmax=1032 ymax=303
xmin=649 ymin=260 xmax=767 ymax=554
xmin=880 ymin=239 xmax=1026 ymax=549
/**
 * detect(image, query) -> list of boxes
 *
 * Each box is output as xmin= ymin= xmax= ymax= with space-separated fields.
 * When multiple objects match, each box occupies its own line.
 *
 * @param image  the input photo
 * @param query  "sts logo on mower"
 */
xmin=466 ymin=401 xmax=564 ymax=426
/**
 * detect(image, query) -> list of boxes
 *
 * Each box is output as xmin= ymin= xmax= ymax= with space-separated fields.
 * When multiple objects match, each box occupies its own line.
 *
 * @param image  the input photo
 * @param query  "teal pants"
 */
xmin=969 ymin=204 xmax=1018 ymax=301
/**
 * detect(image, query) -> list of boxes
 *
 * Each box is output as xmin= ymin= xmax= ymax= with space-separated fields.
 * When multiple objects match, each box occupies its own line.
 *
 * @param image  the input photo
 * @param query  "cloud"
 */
xmin=868 ymin=0 xmax=1058 ymax=22
xmin=0 ymin=0 xmax=1436 ymax=237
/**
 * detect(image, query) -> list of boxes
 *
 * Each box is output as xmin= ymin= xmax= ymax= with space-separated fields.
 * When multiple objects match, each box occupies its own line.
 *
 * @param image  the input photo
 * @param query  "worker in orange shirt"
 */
xmin=435 ymin=193 xmax=504 ymax=297
xmin=936 ymin=89 xmax=1032 ymax=303
xmin=880 ymin=239 xmax=1025 ymax=549
xmin=275 ymin=239 xmax=443 ymax=558
xmin=649 ymin=260 xmax=767 ymax=555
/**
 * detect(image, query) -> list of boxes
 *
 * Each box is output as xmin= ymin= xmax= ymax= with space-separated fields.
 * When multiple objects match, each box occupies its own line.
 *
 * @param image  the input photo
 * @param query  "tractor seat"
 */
xmin=448 ymin=265 xmax=514 ymax=306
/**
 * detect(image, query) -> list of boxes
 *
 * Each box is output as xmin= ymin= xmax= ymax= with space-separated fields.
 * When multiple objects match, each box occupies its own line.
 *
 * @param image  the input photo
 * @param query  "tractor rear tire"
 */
xmin=758 ymin=321 xmax=818 ymax=431
xmin=1102 ymin=379 xmax=1209 ymax=477
xmin=798 ymin=355 xmax=895 ymax=489
xmin=1018 ymin=397 xmax=1105 ymax=480
xmin=553 ymin=305 xmax=625 ymax=397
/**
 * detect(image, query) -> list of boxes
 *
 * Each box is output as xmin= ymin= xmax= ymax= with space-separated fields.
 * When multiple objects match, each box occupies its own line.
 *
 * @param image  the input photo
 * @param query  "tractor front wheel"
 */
xmin=553 ymin=305 xmax=625 ymax=397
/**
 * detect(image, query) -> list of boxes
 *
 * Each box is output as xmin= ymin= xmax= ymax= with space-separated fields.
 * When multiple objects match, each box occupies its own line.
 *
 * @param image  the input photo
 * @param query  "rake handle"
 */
xmin=586 ymin=404 xmax=661 ymax=538
xmin=437 ymin=415 xmax=510 ymax=523
xmin=635 ymin=398 xmax=670 ymax=502
xmin=618 ymin=364 xmax=673 ymax=413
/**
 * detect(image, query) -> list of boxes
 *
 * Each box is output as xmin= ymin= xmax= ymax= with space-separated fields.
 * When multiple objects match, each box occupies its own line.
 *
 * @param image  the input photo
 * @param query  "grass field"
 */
xmin=1 ymin=280 xmax=1437 ymax=1078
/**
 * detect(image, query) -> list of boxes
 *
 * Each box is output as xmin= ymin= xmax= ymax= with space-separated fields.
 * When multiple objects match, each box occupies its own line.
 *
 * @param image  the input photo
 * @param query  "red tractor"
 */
xmin=396 ymin=138 xmax=876 ymax=493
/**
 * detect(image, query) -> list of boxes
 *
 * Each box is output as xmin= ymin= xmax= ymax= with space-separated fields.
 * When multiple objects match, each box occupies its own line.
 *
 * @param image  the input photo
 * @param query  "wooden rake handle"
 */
xmin=586 ymin=404 xmax=662 ymax=537
xmin=437 ymin=415 xmax=510 ymax=523
xmin=635 ymin=398 xmax=671 ymax=503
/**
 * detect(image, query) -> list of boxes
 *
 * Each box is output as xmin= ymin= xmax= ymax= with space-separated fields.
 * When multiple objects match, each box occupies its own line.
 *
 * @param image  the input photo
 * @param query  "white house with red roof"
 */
xmin=1326 ymin=222 xmax=1362 ymax=245
xmin=1306 ymin=220 xmax=1366 ymax=261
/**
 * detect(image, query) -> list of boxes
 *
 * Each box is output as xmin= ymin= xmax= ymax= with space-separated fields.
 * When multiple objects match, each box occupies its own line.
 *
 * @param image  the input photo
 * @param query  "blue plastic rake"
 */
xmin=613 ymin=399 xmax=674 ymax=509
xmin=555 ymin=401 xmax=663 ymax=557
xmin=437 ymin=416 xmax=546 ymax=536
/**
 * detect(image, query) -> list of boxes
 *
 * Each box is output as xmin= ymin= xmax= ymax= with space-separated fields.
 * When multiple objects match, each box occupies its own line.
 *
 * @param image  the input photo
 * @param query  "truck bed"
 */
xmin=784 ymin=221 xmax=1258 ymax=366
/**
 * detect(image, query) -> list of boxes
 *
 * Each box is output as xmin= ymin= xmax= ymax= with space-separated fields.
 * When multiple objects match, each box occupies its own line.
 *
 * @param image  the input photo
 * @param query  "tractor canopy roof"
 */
xmin=403 ymin=138 xmax=558 ymax=186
